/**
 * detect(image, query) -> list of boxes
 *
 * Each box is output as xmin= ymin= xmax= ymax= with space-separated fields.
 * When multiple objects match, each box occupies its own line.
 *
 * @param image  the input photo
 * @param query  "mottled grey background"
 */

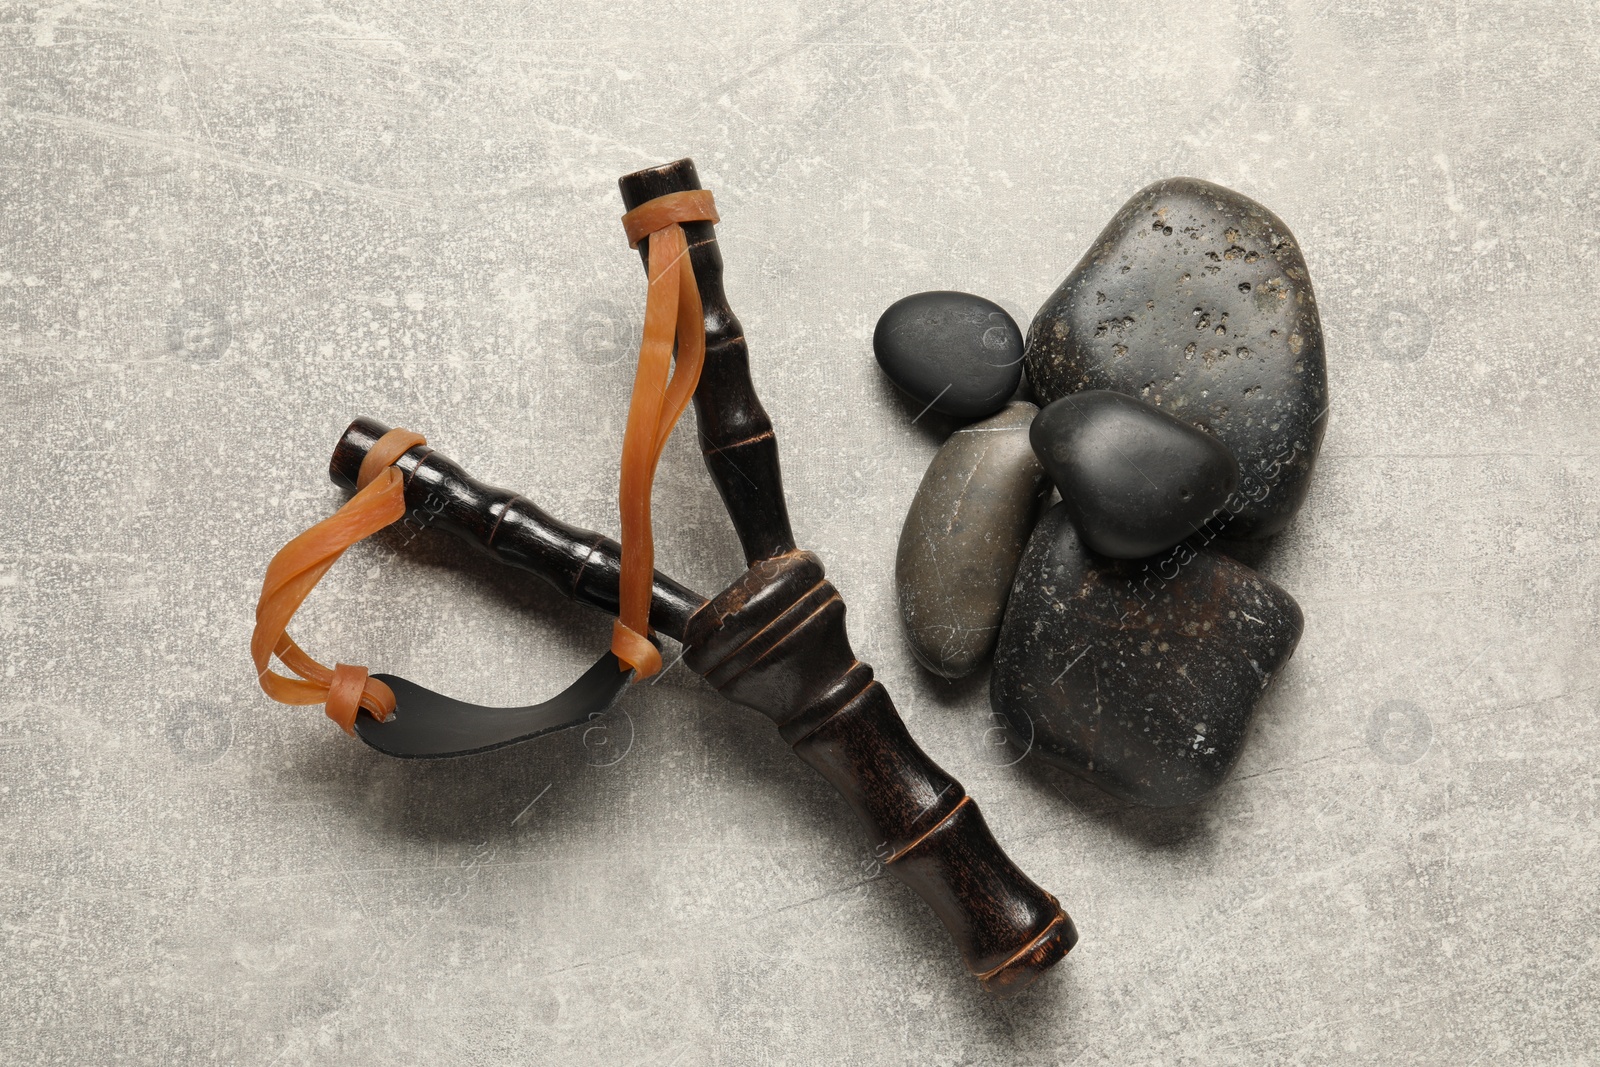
xmin=2 ymin=1 xmax=1596 ymax=1064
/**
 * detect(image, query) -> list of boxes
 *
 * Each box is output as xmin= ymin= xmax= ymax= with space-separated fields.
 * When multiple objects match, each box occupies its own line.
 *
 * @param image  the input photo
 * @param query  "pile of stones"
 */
xmin=878 ymin=178 xmax=1327 ymax=807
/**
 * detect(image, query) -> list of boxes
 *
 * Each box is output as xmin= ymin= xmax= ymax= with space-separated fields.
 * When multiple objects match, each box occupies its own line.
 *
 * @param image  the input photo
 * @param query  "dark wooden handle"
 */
xmin=619 ymin=162 xmax=1075 ymax=991
xmin=330 ymin=417 xmax=706 ymax=642
xmin=617 ymin=159 xmax=796 ymax=566
xmin=683 ymin=551 xmax=1076 ymax=994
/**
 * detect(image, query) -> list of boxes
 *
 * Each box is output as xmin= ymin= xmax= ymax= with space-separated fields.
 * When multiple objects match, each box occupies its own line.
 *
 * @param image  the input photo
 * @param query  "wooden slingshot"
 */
xmin=264 ymin=159 xmax=1076 ymax=995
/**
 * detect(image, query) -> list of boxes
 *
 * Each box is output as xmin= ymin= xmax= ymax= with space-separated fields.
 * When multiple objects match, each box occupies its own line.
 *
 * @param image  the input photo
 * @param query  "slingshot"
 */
xmin=253 ymin=159 xmax=1076 ymax=995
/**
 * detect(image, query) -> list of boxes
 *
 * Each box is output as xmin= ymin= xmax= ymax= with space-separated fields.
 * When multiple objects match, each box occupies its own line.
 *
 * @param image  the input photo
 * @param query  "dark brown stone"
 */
xmin=991 ymin=503 xmax=1303 ymax=807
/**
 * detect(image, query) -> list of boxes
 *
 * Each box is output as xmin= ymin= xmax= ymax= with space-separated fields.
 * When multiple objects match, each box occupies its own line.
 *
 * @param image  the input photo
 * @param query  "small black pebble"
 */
xmin=874 ymin=291 xmax=1024 ymax=420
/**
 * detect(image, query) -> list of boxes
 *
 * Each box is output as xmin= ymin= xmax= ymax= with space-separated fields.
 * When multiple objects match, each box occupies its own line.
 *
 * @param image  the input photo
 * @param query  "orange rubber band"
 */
xmin=621 ymin=190 xmax=719 ymax=248
xmin=251 ymin=427 xmax=426 ymax=734
xmin=358 ymin=428 xmax=427 ymax=491
xmin=611 ymin=189 xmax=718 ymax=679
xmin=325 ymin=663 xmax=372 ymax=735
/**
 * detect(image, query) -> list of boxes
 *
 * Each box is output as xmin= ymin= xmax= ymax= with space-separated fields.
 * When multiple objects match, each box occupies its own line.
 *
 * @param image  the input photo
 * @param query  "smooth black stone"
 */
xmin=1031 ymin=389 xmax=1239 ymax=559
xmin=875 ymin=291 xmax=1025 ymax=420
xmin=1025 ymin=177 xmax=1328 ymax=539
xmin=991 ymin=504 xmax=1303 ymax=807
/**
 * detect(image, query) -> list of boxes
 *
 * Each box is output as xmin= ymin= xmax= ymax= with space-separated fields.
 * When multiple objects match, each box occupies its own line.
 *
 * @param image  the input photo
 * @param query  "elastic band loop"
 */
xmin=325 ymin=663 xmax=370 ymax=735
xmin=610 ymin=190 xmax=719 ymax=680
xmin=610 ymin=622 xmax=661 ymax=681
xmin=358 ymin=428 xmax=426 ymax=489
xmin=252 ymin=427 xmax=425 ymax=733
xmin=621 ymin=190 xmax=719 ymax=248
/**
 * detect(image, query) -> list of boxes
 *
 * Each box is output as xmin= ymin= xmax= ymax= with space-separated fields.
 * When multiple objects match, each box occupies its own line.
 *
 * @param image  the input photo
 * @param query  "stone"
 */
xmin=896 ymin=402 xmax=1048 ymax=678
xmin=991 ymin=503 xmax=1303 ymax=807
xmin=1030 ymin=389 xmax=1239 ymax=559
xmin=1025 ymin=177 xmax=1328 ymax=539
xmin=875 ymin=290 xmax=1025 ymax=420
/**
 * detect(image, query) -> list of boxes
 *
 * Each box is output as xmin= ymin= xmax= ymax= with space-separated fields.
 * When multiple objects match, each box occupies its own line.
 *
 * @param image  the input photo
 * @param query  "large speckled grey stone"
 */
xmin=896 ymin=402 xmax=1047 ymax=678
xmin=991 ymin=503 xmax=1303 ymax=807
xmin=1024 ymin=177 xmax=1328 ymax=539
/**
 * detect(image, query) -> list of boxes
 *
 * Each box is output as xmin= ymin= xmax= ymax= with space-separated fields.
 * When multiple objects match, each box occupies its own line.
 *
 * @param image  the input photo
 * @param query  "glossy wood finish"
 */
xmin=330 ymin=417 xmax=705 ymax=642
xmin=616 ymin=159 xmax=796 ymax=566
xmin=683 ymin=551 xmax=1075 ymax=993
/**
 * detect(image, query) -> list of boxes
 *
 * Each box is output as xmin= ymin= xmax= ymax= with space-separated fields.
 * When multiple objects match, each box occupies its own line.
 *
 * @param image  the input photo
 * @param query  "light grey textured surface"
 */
xmin=3 ymin=2 xmax=1597 ymax=1063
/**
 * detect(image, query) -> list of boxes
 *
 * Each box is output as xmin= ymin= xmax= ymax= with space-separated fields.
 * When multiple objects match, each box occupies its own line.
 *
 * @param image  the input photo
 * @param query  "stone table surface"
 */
xmin=3 ymin=2 xmax=1596 ymax=1064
